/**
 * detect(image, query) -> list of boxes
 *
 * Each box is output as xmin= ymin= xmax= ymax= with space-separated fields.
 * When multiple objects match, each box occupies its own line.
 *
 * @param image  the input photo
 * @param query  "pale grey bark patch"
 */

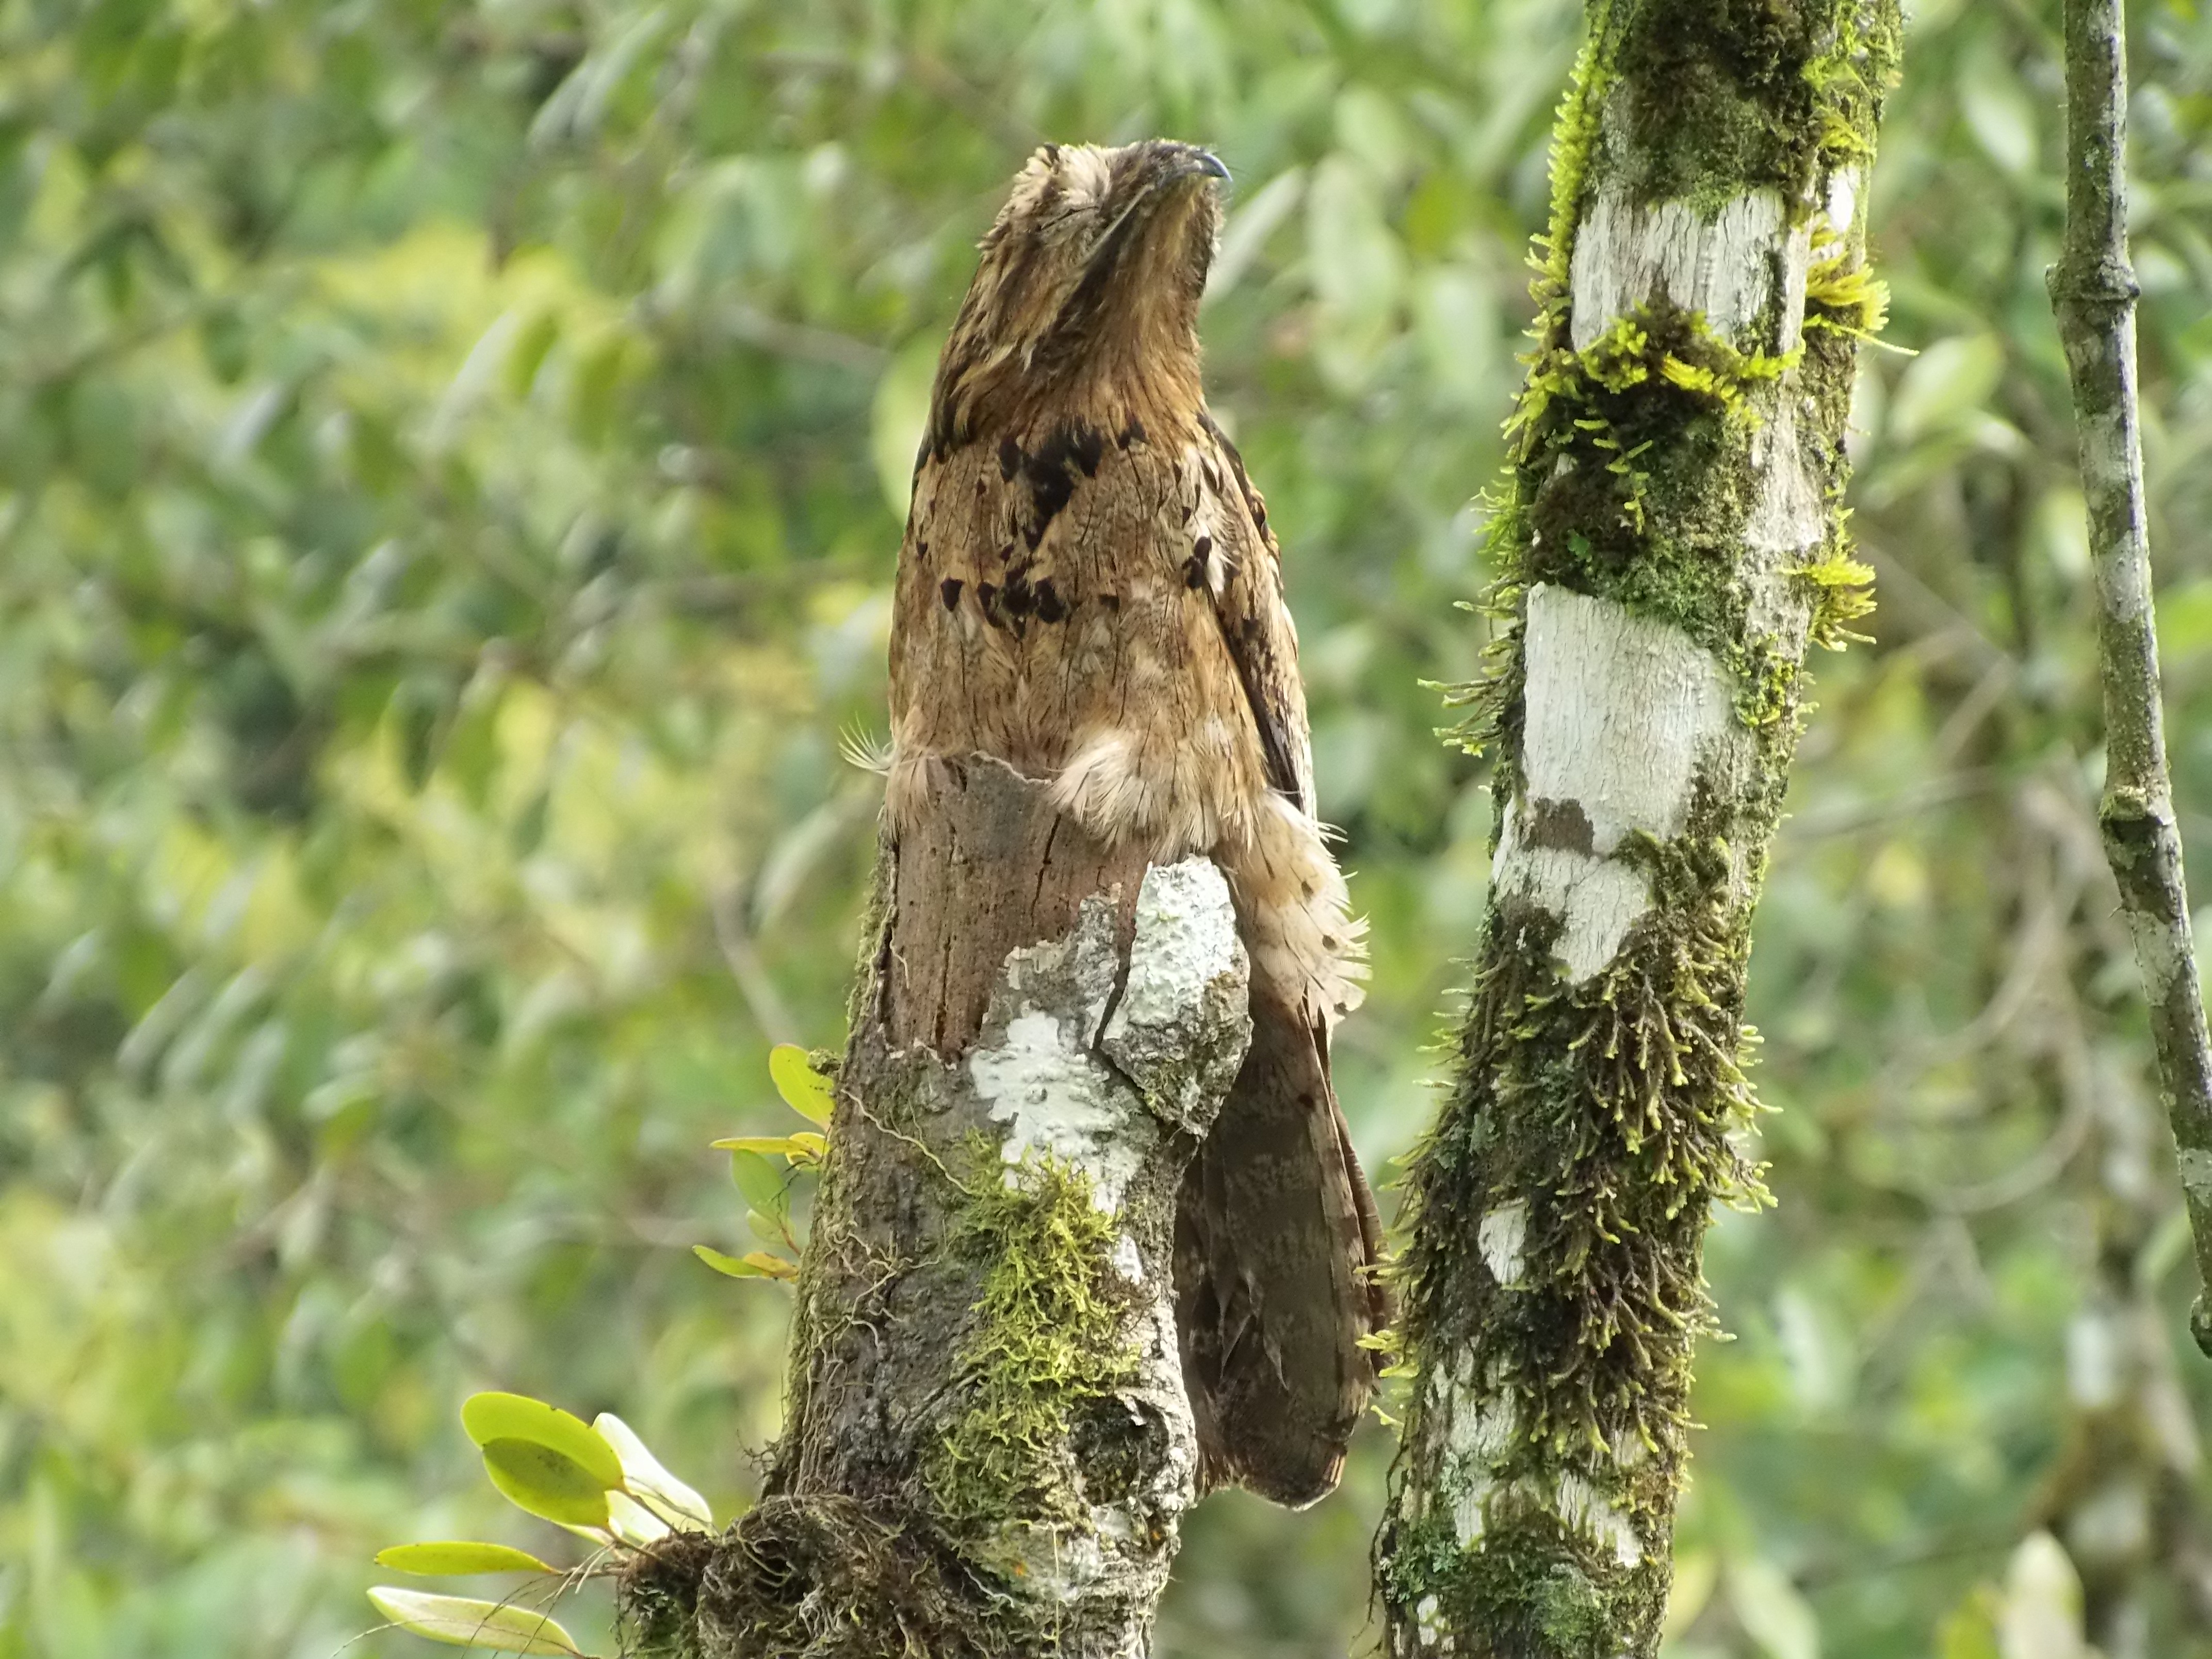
xmin=1744 ymin=399 xmax=1826 ymax=562
xmin=1569 ymin=187 xmax=1807 ymax=352
xmin=1489 ymin=584 xmax=1741 ymax=981
xmin=1477 ymin=1203 xmax=1529 ymax=1288
xmin=1825 ymin=168 xmax=1862 ymax=241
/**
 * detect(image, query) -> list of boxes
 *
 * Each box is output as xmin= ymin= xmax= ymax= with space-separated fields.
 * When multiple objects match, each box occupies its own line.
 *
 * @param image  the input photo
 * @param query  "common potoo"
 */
xmin=886 ymin=139 xmax=1387 ymax=1507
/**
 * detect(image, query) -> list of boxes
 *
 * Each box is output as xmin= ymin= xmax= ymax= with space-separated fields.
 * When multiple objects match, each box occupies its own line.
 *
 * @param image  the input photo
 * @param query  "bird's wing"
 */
xmin=1192 ymin=410 xmax=1314 ymax=819
xmin=1170 ymin=409 xmax=1388 ymax=1510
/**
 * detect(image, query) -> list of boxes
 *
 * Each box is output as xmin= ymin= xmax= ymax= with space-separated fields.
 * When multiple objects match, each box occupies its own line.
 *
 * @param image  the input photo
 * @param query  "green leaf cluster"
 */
xmin=365 ymin=1392 xmax=712 ymax=1654
xmin=695 ymin=1043 xmax=835 ymax=1282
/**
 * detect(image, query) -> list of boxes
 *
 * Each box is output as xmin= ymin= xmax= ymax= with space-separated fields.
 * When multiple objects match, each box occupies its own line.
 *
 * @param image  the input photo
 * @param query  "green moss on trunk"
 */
xmin=1381 ymin=2 xmax=1902 ymax=1653
xmin=921 ymin=1151 xmax=1138 ymax=1547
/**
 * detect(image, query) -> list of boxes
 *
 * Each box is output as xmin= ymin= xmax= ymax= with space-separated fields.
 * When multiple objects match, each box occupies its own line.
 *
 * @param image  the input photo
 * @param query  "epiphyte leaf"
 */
xmin=374 ymin=1542 xmax=555 ymax=1576
xmin=479 ymin=1438 xmax=614 ymax=1531
xmin=711 ymin=1134 xmax=820 ymax=1165
xmin=693 ymin=1244 xmax=797 ymax=1281
xmin=367 ymin=1587 xmax=584 ymax=1654
xmin=460 ymin=1393 xmax=624 ymax=1491
xmin=594 ymin=1411 xmax=713 ymax=1531
xmin=728 ymin=1149 xmax=790 ymax=1217
xmin=769 ymin=1044 xmax=835 ymax=1125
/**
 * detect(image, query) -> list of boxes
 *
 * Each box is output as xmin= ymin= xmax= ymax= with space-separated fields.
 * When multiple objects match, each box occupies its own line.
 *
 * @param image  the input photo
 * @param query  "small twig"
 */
xmin=2048 ymin=0 xmax=2212 ymax=1356
xmin=702 ymin=301 xmax=887 ymax=375
xmin=709 ymin=880 xmax=801 ymax=1046
xmin=1779 ymin=765 xmax=2002 ymax=841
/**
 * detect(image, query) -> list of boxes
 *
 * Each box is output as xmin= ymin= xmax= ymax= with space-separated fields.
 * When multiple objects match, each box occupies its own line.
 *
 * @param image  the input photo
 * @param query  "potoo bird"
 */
xmin=886 ymin=139 xmax=1387 ymax=1507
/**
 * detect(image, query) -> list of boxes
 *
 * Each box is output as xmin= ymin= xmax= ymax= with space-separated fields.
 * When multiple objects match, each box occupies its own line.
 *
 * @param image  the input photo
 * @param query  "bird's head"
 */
xmin=925 ymin=139 xmax=1229 ymax=451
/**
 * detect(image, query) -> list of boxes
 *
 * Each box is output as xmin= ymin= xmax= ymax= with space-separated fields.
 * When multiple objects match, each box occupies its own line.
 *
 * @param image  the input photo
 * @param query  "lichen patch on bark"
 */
xmin=968 ymin=857 xmax=1248 ymax=1208
xmin=1100 ymin=859 xmax=1251 ymax=1135
xmin=973 ymin=1008 xmax=1143 ymax=1206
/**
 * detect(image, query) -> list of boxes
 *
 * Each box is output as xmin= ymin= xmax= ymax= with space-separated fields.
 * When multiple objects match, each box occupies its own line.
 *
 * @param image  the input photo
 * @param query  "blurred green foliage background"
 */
xmin=4 ymin=1 xmax=2212 ymax=1655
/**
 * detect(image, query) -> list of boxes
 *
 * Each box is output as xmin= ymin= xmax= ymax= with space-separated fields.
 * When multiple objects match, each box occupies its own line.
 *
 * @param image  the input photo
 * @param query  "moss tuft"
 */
xmin=1523 ymin=0 xmax=1624 ymax=352
xmin=1803 ymin=233 xmax=1891 ymax=340
xmin=1454 ymin=1521 xmax=1611 ymax=1658
xmin=1611 ymin=0 xmax=1904 ymax=215
xmin=1381 ymin=1500 xmax=1665 ymax=1658
xmin=1796 ymin=536 xmax=1878 ymax=650
xmin=1510 ymin=302 xmax=1798 ymax=479
xmin=1399 ymin=816 xmax=1766 ymax=1462
xmin=1440 ymin=298 xmax=1796 ymax=759
xmin=1613 ymin=0 xmax=1825 ymax=211
xmin=919 ymin=1150 xmax=1137 ymax=1552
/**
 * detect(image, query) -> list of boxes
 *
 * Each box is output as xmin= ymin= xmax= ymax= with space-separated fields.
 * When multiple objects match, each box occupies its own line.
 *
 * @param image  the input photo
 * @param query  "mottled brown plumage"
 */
xmin=885 ymin=139 xmax=1386 ymax=1507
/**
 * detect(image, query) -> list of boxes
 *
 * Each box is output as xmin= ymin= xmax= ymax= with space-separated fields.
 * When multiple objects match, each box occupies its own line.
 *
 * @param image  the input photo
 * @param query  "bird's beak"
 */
xmin=1074 ymin=145 xmax=1230 ymax=290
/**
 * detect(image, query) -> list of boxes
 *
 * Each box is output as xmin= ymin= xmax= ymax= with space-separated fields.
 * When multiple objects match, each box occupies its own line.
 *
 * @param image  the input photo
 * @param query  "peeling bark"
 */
xmin=1378 ymin=2 xmax=1902 ymax=1653
xmin=2046 ymin=0 xmax=2212 ymax=1358
xmin=623 ymin=758 xmax=1250 ymax=1657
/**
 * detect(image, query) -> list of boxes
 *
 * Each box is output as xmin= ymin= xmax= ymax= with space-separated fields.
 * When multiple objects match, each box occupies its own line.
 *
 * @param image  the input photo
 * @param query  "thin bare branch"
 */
xmin=2048 ymin=0 xmax=2212 ymax=1357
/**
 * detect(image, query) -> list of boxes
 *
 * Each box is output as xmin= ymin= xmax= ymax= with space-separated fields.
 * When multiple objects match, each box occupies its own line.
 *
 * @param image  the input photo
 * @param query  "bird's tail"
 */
xmin=1174 ymin=983 xmax=1389 ymax=1508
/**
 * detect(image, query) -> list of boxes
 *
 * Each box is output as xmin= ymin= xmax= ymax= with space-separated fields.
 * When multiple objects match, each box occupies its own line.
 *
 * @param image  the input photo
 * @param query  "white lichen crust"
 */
xmin=1102 ymin=859 xmax=1253 ymax=1134
xmin=969 ymin=857 xmax=1249 ymax=1207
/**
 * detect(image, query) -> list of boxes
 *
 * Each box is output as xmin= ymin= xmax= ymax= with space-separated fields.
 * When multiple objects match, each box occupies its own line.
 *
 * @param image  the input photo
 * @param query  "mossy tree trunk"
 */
xmin=623 ymin=758 xmax=1252 ymax=1657
xmin=1375 ymin=2 xmax=1901 ymax=1653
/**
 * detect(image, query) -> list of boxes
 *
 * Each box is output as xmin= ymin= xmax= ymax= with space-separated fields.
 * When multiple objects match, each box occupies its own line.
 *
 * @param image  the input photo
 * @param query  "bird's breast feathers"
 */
xmin=886 ymin=400 xmax=1362 ymax=1024
xmin=890 ymin=408 xmax=1294 ymax=847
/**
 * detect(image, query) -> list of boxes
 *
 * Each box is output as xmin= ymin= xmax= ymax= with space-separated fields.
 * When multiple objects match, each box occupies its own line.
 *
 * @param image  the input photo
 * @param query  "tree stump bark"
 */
xmin=625 ymin=756 xmax=1250 ymax=1658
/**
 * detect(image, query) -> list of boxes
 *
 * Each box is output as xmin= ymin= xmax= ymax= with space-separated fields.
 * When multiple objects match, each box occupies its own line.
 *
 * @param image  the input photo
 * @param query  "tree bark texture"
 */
xmin=1376 ymin=2 xmax=1901 ymax=1653
xmin=623 ymin=757 xmax=1251 ymax=1657
xmin=2046 ymin=0 xmax=2212 ymax=1360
